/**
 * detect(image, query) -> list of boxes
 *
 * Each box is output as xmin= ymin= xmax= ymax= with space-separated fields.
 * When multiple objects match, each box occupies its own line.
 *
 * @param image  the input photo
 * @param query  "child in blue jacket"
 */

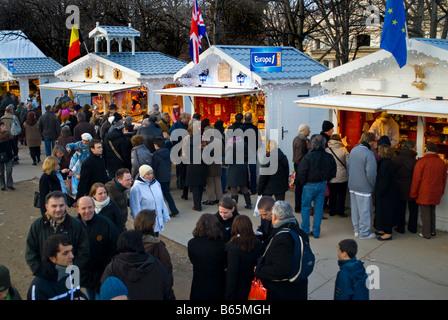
xmin=334 ymin=239 xmax=369 ymax=300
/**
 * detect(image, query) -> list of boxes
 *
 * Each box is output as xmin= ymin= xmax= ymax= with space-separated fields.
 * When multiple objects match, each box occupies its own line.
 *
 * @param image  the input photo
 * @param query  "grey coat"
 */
xmin=347 ymin=142 xmax=377 ymax=193
xmin=131 ymin=144 xmax=153 ymax=178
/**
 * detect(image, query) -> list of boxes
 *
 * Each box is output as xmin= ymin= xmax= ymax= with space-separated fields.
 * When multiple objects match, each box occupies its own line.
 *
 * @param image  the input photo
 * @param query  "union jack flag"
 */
xmin=189 ymin=0 xmax=207 ymax=64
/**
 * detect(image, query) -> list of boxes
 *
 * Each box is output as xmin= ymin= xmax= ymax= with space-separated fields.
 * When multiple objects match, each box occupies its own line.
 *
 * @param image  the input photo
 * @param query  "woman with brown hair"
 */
xmin=187 ymin=213 xmax=227 ymax=300
xmin=22 ymin=111 xmax=41 ymax=165
xmin=215 ymin=197 xmax=239 ymax=242
xmin=225 ymin=215 xmax=264 ymax=300
xmin=374 ymin=136 xmax=398 ymax=241
xmin=133 ymin=209 xmax=173 ymax=283
xmin=89 ymin=182 xmax=125 ymax=234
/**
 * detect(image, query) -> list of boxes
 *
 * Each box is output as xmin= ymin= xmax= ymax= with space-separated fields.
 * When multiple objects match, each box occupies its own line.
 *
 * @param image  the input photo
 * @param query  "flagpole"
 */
xmin=205 ymin=33 xmax=211 ymax=48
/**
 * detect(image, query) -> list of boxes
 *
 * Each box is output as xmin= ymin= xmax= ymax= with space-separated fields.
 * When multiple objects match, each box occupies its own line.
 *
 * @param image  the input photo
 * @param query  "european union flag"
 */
xmin=380 ymin=0 xmax=408 ymax=68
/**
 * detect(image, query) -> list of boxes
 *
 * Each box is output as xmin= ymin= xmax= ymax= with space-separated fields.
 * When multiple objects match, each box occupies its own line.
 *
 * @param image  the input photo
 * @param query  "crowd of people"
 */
xmin=0 ymin=93 xmax=446 ymax=301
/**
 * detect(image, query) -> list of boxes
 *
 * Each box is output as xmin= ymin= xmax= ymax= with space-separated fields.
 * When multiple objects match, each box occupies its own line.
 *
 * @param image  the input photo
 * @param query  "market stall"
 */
xmin=296 ymin=37 xmax=448 ymax=231
xmin=0 ymin=30 xmax=62 ymax=109
xmin=38 ymin=23 xmax=187 ymax=121
xmin=155 ymin=45 xmax=329 ymax=163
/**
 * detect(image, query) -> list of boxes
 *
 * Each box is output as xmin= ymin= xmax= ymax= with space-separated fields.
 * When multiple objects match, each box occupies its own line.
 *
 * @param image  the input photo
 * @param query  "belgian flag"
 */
xmin=68 ymin=24 xmax=84 ymax=63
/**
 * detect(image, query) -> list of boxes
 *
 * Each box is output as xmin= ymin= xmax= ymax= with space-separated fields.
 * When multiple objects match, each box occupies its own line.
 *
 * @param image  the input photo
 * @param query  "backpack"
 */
xmin=264 ymin=228 xmax=315 ymax=283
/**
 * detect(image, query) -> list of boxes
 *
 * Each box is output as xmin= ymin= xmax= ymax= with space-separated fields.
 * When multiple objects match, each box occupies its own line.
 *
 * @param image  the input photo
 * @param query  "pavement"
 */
xmin=12 ymin=142 xmax=448 ymax=300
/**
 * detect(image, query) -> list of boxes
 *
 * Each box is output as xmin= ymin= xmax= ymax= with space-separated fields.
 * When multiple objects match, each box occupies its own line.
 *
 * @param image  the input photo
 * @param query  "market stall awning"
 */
xmin=295 ymin=94 xmax=417 ymax=113
xmin=154 ymin=86 xmax=260 ymax=98
xmin=38 ymin=81 xmax=141 ymax=94
xmin=382 ymin=98 xmax=448 ymax=118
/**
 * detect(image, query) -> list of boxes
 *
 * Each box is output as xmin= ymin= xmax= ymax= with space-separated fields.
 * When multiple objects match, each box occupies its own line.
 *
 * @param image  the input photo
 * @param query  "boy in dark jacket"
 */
xmin=153 ymin=137 xmax=179 ymax=216
xmin=334 ymin=239 xmax=369 ymax=300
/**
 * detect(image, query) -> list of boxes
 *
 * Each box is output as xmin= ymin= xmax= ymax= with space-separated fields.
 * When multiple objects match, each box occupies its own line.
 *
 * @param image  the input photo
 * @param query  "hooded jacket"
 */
xmin=334 ymin=257 xmax=369 ymax=300
xmin=100 ymin=252 xmax=175 ymax=300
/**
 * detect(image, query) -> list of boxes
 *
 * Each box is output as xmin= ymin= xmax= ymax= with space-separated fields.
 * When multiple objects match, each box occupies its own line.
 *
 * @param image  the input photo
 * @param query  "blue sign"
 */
xmin=7 ymin=59 xmax=15 ymax=72
xmin=250 ymin=48 xmax=282 ymax=72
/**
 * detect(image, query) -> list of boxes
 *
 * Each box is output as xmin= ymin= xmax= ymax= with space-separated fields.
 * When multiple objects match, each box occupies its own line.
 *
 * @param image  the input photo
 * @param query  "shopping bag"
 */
xmin=253 ymin=195 xmax=263 ymax=217
xmin=288 ymin=170 xmax=296 ymax=191
xmin=248 ymin=278 xmax=267 ymax=300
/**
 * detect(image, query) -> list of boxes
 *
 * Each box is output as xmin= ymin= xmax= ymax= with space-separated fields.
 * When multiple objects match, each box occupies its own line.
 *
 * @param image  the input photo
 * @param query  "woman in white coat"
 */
xmin=129 ymin=165 xmax=170 ymax=236
xmin=326 ymin=134 xmax=349 ymax=217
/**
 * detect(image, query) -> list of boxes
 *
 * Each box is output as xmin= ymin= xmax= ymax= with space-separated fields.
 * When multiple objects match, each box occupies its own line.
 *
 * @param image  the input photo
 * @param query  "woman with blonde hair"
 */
xmin=38 ymin=156 xmax=75 ymax=215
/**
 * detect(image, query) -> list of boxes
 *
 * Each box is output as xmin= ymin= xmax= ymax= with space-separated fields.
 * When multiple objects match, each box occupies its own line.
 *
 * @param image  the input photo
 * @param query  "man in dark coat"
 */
xmin=105 ymin=168 xmax=133 ymax=226
xmin=240 ymin=112 xmax=261 ymax=194
xmin=73 ymin=111 xmax=96 ymax=141
xmin=25 ymin=191 xmax=90 ymax=278
xmin=185 ymin=133 xmax=207 ymax=211
xmin=104 ymin=114 xmax=132 ymax=177
xmin=292 ymin=124 xmax=310 ymax=212
xmin=76 ymin=139 xmax=109 ymax=199
xmin=152 ymin=136 xmax=179 ymax=216
xmin=76 ymin=196 xmax=118 ymax=299
xmin=255 ymin=201 xmax=310 ymax=300
xmin=298 ymin=134 xmax=336 ymax=238
xmin=137 ymin=116 xmax=163 ymax=153
xmin=37 ymin=104 xmax=61 ymax=157
xmin=257 ymin=143 xmax=289 ymax=201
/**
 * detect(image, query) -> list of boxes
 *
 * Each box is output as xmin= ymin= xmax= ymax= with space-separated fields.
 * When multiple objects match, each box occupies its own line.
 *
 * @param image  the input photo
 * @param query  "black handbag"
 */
xmin=33 ymin=191 xmax=40 ymax=208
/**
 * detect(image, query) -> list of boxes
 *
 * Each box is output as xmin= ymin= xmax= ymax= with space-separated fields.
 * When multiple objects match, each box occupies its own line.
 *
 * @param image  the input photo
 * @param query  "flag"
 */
xmin=380 ymin=0 xmax=408 ymax=68
xmin=189 ymin=0 xmax=207 ymax=64
xmin=68 ymin=25 xmax=83 ymax=63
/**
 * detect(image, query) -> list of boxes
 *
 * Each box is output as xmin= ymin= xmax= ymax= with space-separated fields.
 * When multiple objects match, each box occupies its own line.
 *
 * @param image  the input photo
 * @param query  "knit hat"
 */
xmin=81 ymin=133 xmax=93 ymax=141
xmin=379 ymin=111 xmax=391 ymax=120
xmin=377 ymin=135 xmax=391 ymax=146
xmin=125 ymin=116 xmax=133 ymax=124
xmin=109 ymin=104 xmax=118 ymax=111
xmin=322 ymin=120 xmax=334 ymax=132
xmin=99 ymin=276 xmax=128 ymax=300
xmin=139 ymin=164 xmax=153 ymax=178
xmin=0 ymin=265 xmax=11 ymax=291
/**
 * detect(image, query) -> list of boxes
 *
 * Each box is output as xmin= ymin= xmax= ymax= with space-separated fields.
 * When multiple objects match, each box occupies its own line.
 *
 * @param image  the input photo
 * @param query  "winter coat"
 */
xmin=76 ymin=153 xmax=109 ymax=199
xmin=131 ymin=144 xmax=153 ymax=178
xmin=97 ymin=200 xmax=126 ymax=234
xmin=292 ymin=134 xmax=309 ymax=164
xmin=25 ymin=213 xmax=90 ymax=278
xmin=188 ymin=236 xmax=227 ymax=300
xmin=105 ymin=179 xmax=129 ymax=225
xmin=225 ymin=136 xmax=248 ymax=187
xmin=129 ymin=176 xmax=170 ymax=233
xmin=104 ymin=128 xmax=132 ymax=174
xmin=77 ymin=213 xmax=119 ymax=292
xmin=73 ymin=120 xmax=96 ymax=141
xmin=23 ymin=121 xmax=42 ymax=147
xmin=142 ymin=234 xmax=174 ymax=285
xmin=100 ymin=252 xmax=175 ymax=300
xmin=137 ymin=123 xmax=163 ymax=153
xmin=347 ymin=142 xmax=377 ymax=193
xmin=374 ymin=158 xmax=398 ymax=232
xmin=392 ymin=148 xmax=417 ymax=201
xmin=225 ymin=239 xmax=264 ymax=300
xmin=185 ymin=135 xmax=207 ymax=187
xmin=38 ymin=172 xmax=75 ymax=215
xmin=37 ymin=111 xmax=60 ymax=140
xmin=255 ymin=220 xmax=310 ymax=300
xmin=410 ymin=153 xmax=447 ymax=205
xmin=326 ymin=140 xmax=349 ymax=183
xmin=334 ymin=257 xmax=369 ymax=300
xmin=297 ymin=149 xmax=336 ymax=186
xmin=152 ymin=147 xmax=172 ymax=183
xmin=0 ymin=131 xmax=14 ymax=162
xmin=215 ymin=210 xmax=240 ymax=242
xmin=257 ymin=148 xmax=289 ymax=195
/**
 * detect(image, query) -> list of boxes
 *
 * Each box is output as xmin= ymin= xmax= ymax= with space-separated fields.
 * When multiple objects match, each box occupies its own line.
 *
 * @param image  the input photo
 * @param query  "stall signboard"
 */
xmin=250 ymin=48 xmax=282 ymax=72
xmin=7 ymin=59 xmax=15 ymax=72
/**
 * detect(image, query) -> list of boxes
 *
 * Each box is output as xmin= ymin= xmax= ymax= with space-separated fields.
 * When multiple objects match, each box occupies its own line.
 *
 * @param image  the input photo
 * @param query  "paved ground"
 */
xmin=6 ymin=143 xmax=448 ymax=300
